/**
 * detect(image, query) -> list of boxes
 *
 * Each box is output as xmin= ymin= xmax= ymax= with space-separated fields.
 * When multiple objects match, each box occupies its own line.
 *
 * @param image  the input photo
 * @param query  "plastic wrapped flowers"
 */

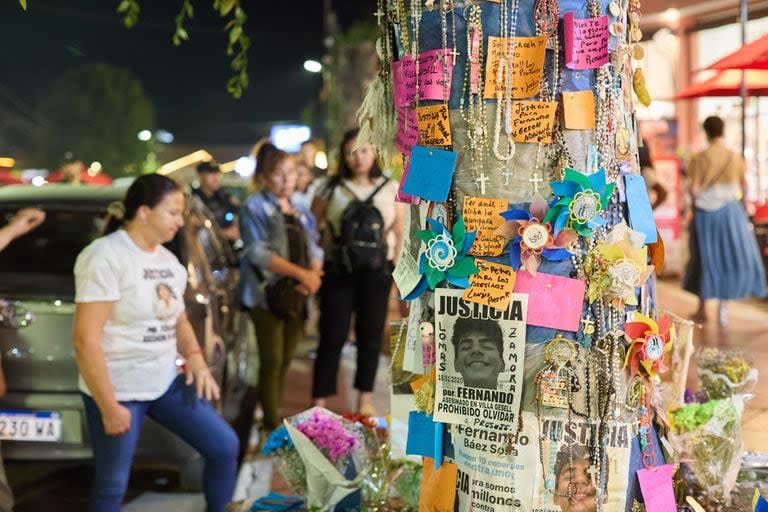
xmin=697 ymin=348 xmax=758 ymax=400
xmin=260 ymin=425 xmax=307 ymax=497
xmin=668 ymin=396 xmax=746 ymax=505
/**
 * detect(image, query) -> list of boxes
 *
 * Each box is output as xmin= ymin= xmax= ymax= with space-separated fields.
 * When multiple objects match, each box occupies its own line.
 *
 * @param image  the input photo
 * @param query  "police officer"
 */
xmin=193 ymin=161 xmax=240 ymax=242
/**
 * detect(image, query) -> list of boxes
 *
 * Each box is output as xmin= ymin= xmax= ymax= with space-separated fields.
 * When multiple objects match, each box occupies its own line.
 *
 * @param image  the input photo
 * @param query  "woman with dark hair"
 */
xmin=683 ymin=116 xmax=767 ymax=325
xmin=72 ymin=174 xmax=238 ymax=511
xmin=311 ymin=129 xmax=404 ymax=415
xmin=237 ymin=143 xmax=323 ymax=456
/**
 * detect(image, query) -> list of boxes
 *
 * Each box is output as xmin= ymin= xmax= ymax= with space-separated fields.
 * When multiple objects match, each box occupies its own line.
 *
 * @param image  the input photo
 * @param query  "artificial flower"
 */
xmin=405 ymin=217 xmax=479 ymax=299
xmin=585 ymin=223 xmax=653 ymax=307
xmin=624 ymin=313 xmax=672 ymax=381
xmin=494 ymin=195 xmax=576 ymax=275
xmin=543 ymin=167 xmax=616 ymax=237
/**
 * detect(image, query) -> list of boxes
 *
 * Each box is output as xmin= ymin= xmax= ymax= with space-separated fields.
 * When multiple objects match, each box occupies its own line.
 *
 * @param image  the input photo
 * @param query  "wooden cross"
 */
xmin=374 ymin=7 xmax=385 ymax=25
xmin=529 ymin=172 xmax=544 ymax=194
xmin=502 ymin=168 xmax=514 ymax=187
xmin=475 ymin=172 xmax=489 ymax=195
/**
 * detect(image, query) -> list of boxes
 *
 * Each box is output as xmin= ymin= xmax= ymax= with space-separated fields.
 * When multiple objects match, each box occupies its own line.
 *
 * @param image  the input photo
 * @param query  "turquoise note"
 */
xmin=401 ymin=145 xmax=458 ymax=202
xmin=625 ymin=173 xmax=658 ymax=244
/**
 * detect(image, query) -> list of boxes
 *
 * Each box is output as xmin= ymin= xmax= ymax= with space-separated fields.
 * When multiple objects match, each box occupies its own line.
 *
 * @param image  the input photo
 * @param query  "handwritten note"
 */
xmin=511 ymin=101 xmax=558 ymax=143
xmin=463 ymin=260 xmax=517 ymax=310
xmin=564 ymin=12 xmax=609 ymax=70
xmin=401 ymin=145 xmax=457 ymax=202
xmin=419 ymin=458 xmax=458 ymax=512
xmin=417 ymin=104 xmax=452 ymax=147
xmin=638 ymin=465 xmax=677 ymax=512
xmin=484 ymin=36 xmax=547 ymax=99
xmin=463 ymin=196 xmax=508 ymax=256
xmin=563 ymin=90 xmax=596 ymax=129
xmin=392 ymin=49 xmax=454 ymax=107
xmin=396 ymin=106 xmax=418 ymax=154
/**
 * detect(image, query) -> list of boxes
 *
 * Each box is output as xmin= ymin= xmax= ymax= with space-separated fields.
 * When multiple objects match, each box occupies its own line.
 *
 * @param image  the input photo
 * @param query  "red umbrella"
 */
xmin=675 ymin=69 xmax=768 ymax=99
xmin=708 ymin=33 xmax=768 ymax=71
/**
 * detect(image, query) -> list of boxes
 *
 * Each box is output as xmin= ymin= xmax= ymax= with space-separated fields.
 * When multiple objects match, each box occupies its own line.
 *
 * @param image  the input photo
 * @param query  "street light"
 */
xmin=303 ymin=59 xmax=322 ymax=73
xmin=137 ymin=130 xmax=152 ymax=141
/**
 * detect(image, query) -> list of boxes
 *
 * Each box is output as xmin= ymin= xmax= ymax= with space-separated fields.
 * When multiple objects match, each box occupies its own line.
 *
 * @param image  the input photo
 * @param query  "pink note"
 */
xmin=396 ymin=106 xmax=418 ymax=155
xmin=637 ymin=465 xmax=677 ymax=512
xmin=392 ymin=49 xmax=454 ymax=107
xmin=513 ymin=271 xmax=586 ymax=332
xmin=396 ymin=155 xmax=420 ymax=205
xmin=563 ymin=12 xmax=609 ymax=70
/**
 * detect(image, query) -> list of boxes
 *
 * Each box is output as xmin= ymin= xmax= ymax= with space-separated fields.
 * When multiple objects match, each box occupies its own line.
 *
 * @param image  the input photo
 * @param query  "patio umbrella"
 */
xmin=707 ymin=33 xmax=768 ymax=71
xmin=675 ymin=69 xmax=768 ymax=99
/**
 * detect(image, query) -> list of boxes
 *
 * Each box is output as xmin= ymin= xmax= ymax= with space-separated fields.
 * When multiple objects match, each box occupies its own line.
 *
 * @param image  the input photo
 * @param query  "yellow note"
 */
xmin=419 ymin=458 xmax=458 ymax=512
xmin=484 ymin=35 xmax=547 ymax=99
xmin=463 ymin=196 xmax=508 ymax=256
xmin=417 ymin=104 xmax=452 ymax=147
xmin=410 ymin=368 xmax=435 ymax=394
xmin=463 ymin=260 xmax=517 ymax=311
xmin=511 ymin=101 xmax=558 ymax=143
xmin=562 ymin=90 xmax=596 ymax=129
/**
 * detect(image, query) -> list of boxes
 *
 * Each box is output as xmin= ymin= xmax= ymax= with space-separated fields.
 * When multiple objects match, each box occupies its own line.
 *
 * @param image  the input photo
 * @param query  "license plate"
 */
xmin=0 ymin=410 xmax=62 ymax=442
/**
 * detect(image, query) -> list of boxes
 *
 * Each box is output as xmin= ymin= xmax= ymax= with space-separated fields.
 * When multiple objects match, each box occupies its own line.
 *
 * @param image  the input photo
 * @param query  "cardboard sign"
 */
xmin=562 ymin=90 xmax=596 ymax=129
xmin=513 ymin=271 xmax=586 ymax=332
xmin=463 ymin=260 xmax=517 ymax=311
xmin=564 ymin=12 xmax=609 ymax=69
xmin=484 ymin=36 xmax=547 ymax=99
xmin=402 ymin=146 xmax=458 ymax=202
xmin=417 ymin=104 xmax=452 ymax=147
xmin=462 ymin=196 xmax=508 ymax=256
xmin=511 ymin=101 xmax=558 ymax=143
xmin=396 ymin=106 xmax=419 ymax=155
xmin=393 ymin=49 xmax=454 ymax=107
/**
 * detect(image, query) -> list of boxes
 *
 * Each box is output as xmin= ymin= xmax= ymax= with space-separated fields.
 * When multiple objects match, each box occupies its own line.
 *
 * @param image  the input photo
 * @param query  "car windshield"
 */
xmin=0 ymin=207 xmax=107 ymax=299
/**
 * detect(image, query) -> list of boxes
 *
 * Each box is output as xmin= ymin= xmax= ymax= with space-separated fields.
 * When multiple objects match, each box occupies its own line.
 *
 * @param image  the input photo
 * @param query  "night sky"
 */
xmin=0 ymin=0 xmax=376 ymax=146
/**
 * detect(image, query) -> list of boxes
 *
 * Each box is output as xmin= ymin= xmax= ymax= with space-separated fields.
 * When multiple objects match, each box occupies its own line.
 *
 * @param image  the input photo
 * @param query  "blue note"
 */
xmin=406 ymin=411 xmax=436 ymax=458
xmin=625 ymin=174 xmax=658 ymax=244
xmin=757 ymin=496 xmax=768 ymax=512
xmin=402 ymin=145 xmax=458 ymax=202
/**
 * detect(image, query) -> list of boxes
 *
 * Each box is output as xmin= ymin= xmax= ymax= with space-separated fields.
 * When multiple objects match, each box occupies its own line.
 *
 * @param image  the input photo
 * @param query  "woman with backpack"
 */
xmin=311 ymin=129 xmax=404 ymax=415
xmin=238 ymin=144 xmax=324 ymax=457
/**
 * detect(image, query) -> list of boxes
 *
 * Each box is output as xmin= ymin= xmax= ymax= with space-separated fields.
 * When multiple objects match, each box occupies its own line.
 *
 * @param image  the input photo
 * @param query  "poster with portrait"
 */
xmin=531 ymin=417 xmax=634 ymax=512
xmin=434 ymin=288 xmax=528 ymax=432
xmin=451 ymin=411 xmax=539 ymax=512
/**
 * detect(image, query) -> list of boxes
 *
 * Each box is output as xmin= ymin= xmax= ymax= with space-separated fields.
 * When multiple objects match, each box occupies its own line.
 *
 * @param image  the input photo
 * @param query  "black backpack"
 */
xmin=337 ymin=178 xmax=390 ymax=274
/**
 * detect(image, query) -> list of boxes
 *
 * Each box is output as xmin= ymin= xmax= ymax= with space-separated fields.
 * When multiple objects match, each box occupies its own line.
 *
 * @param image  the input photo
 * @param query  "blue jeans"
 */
xmin=82 ymin=375 xmax=239 ymax=512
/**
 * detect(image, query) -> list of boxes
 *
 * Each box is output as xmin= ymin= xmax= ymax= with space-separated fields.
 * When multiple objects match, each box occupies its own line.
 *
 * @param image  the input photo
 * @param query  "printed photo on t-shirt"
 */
xmin=154 ymin=282 xmax=180 ymax=321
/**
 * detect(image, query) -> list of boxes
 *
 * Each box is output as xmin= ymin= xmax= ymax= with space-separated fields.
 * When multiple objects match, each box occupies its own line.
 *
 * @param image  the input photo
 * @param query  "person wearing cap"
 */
xmin=193 ymin=161 xmax=240 ymax=241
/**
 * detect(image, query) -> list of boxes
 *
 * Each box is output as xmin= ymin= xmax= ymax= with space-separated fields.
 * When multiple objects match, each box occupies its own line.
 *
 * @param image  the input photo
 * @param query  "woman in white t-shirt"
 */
xmin=311 ymin=129 xmax=404 ymax=415
xmin=72 ymin=174 xmax=238 ymax=512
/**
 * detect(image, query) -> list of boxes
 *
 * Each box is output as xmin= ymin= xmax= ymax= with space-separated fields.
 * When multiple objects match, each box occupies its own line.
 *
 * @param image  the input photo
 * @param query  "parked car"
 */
xmin=0 ymin=184 xmax=253 ymax=465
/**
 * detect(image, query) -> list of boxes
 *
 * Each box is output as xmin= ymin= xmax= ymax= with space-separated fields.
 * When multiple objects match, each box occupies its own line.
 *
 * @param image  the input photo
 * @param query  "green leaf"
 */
xmin=117 ymin=0 xmax=131 ymax=13
xmin=185 ymin=1 xmax=194 ymax=17
xmin=229 ymin=26 xmax=242 ymax=45
xmin=235 ymin=6 xmax=246 ymax=23
xmin=176 ymin=27 xmax=189 ymax=41
xmin=19 ymin=0 xmax=27 ymax=10
xmin=220 ymin=0 xmax=237 ymax=16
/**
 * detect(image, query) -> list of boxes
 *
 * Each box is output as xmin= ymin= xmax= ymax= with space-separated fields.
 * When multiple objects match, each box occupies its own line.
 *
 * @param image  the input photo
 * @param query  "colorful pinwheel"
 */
xmin=404 ymin=217 xmax=479 ymax=300
xmin=494 ymin=195 xmax=576 ymax=276
xmin=543 ymin=167 xmax=616 ymax=237
xmin=625 ymin=313 xmax=672 ymax=381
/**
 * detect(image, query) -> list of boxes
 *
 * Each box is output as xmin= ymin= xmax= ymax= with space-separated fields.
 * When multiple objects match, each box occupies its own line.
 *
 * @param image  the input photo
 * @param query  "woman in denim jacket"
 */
xmin=236 ymin=143 xmax=323 ymax=459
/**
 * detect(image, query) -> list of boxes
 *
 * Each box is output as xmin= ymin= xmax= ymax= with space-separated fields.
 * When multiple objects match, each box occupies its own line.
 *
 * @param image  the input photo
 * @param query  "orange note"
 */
xmin=463 ymin=196 xmax=508 ymax=256
xmin=484 ymin=35 xmax=547 ymax=99
xmin=463 ymin=260 xmax=517 ymax=311
xmin=419 ymin=457 xmax=458 ymax=512
xmin=562 ymin=90 xmax=596 ymax=129
xmin=416 ymin=104 xmax=452 ymax=147
xmin=511 ymin=101 xmax=558 ymax=143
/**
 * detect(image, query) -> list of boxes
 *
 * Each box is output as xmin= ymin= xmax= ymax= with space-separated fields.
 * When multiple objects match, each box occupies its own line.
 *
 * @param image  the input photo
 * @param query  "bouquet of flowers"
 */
xmin=283 ymin=407 xmax=368 ymax=511
xmin=697 ymin=348 xmax=758 ymax=399
xmin=261 ymin=426 xmax=307 ymax=497
xmin=668 ymin=396 xmax=746 ymax=505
